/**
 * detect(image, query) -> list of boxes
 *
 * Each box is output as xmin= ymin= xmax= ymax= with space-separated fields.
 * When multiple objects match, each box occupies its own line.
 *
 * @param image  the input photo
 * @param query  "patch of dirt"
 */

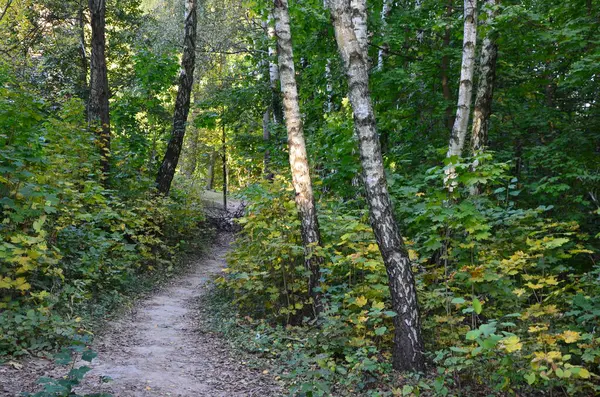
xmin=1 ymin=233 xmax=283 ymax=396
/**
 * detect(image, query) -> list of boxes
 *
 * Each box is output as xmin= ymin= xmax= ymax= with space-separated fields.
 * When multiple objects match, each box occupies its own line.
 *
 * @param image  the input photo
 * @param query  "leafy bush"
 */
xmin=0 ymin=67 xmax=206 ymax=357
xmin=219 ymin=158 xmax=599 ymax=395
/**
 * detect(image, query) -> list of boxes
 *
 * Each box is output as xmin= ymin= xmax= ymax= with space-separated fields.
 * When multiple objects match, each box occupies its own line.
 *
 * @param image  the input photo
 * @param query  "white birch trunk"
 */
xmin=329 ymin=0 xmax=425 ymax=372
xmin=351 ymin=0 xmax=369 ymax=61
xmin=445 ymin=0 xmax=478 ymax=189
xmin=470 ymin=0 xmax=498 ymax=194
xmin=273 ymin=0 xmax=323 ymax=316
xmin=376 ymin=0 xmax=392 ymax=71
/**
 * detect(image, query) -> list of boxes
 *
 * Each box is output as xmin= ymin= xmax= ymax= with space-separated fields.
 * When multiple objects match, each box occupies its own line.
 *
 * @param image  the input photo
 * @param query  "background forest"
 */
xmin=0 ymin=0 xmax=598 ymax=396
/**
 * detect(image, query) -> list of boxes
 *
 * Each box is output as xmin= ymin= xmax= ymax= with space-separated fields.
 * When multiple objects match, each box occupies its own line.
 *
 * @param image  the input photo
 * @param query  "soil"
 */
xmin=0 ymin=233 xmax=283 ymax=397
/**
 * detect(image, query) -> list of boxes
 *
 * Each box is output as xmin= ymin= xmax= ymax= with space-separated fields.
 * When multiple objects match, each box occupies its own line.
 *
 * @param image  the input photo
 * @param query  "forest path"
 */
xmin=74 ymin=231 xmax=280 ymax=396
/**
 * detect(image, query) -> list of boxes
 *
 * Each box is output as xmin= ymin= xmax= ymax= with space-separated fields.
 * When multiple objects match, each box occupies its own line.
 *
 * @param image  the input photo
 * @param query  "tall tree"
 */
xmin=88 ymin=0 xmax=111 ymax=180
xmin=470 ymin=0 xmax=499 ymax=185
xmin=156 ymin=0 xmax=198 ymax=195
xmin=273 ymin=0 xmax=323 ymax=316
xmin=329 ymin=0 xmax=425 ymax=371
xmin=445 ymin=0 xmax=478 ymax=188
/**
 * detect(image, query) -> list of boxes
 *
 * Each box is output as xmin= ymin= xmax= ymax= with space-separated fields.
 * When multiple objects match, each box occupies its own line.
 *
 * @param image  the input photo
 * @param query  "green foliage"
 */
xmin=23 ymin=336 xmax=112 ymax=397
xmin=0 ymin=66 xmax=206 ymax=357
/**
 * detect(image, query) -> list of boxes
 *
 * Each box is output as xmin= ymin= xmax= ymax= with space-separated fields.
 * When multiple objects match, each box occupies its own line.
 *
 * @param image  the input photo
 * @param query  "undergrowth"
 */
xmin=214 ymin=168 xmax=599 ymax=396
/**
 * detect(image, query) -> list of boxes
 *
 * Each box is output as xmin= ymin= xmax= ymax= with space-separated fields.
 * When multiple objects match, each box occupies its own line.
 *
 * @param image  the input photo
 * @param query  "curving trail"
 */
xmin=1 ymin=232 xmax=281 ymax=397
xmin=75 ymin=233 xmax=281 ymax=397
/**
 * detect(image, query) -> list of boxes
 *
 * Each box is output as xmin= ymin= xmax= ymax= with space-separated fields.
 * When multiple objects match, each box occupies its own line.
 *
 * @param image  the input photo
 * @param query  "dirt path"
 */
xmin=78 ymin=234 xmax=280 ymax=397
xmin=2 ymin=233 xmax=282 ymax=397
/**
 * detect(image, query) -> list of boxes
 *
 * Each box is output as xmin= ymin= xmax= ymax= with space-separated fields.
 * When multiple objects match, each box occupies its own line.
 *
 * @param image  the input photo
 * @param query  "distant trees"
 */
xmin=156 ymin=0 xmax=198 ymax=195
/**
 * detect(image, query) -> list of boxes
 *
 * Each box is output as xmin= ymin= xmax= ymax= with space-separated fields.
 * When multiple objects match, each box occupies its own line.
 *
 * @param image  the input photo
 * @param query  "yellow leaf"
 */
xmin=578 ymin=368 xmax=590 ymax=379
xmin=355 ymin=296 xmax=368 ymax=308
xmin=14 ymin=277 xmax=31 ymax=291
xmin=513 ymin=288 xmax=527 ymax=297
xmin=500 ymin=336 xmax=522 ymax=353
xmin=560 ymin=330 xmax=581 ymax=344
xmin=371 ymin=301 xmax=385 ymax=310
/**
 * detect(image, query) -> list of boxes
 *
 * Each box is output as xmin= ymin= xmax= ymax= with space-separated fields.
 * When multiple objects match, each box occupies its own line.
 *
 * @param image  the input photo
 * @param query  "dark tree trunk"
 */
xmin=274 ymin=0 xmax=323 ymax=317
xmin=222 ymin=114 xmax=227 ymax=211
xmin=156 ymin=0 xmax=198 ymax=195
xmin=329 ymin=0 xmax=425 ymax=372
xmin=88 ymin=0 xmax=111 ymax=182
xmin=206 ymin=150 xmax=216 ymax=190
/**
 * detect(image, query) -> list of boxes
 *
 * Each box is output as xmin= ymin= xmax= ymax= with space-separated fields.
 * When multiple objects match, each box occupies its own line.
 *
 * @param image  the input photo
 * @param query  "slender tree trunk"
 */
xmin=156 ymin=0 xmax=197 ymax=195
xmin=441 ymin=0 xmax=454 ymax=129
xmin=78 ymin=3 xmax=89 ymax=111
xmin=263 ymin=14 xmax=279 ymax=180
xmin=273 ymin=0 xmax=323 ymax=316
xmin=470 ymin=0 xmax=498 ymax=195
xmin=445 ymin=0 xmax=477 ymax=188
xmin=88 ymin=0 xmax=111 ymax=182
xmin=268 ymin=14 xmax=284 ymax=125
xmin=376 ymin=0 xmax=392 ymax=71
xmin=325 ymin=59 xmax=333 ymax=113
xmin=222 ymin=112 xmax=227 ymax=211
xmin=329 ymin=0 xmax=425 ymax=372
xmin=185 ymin=126 xmax=200 ymax=177
xmin=263 ymin=108 xmax=272 ymax=179
xmin=206 ymin=150 xmax=216 ymax=190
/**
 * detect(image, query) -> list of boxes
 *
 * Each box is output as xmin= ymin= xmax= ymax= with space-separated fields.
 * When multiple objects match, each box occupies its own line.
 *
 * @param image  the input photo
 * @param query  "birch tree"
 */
xmin=273 ymin=0 xmax=323 ymax=316
xmin=376 ymin=0 xmax=392 ymax=71
xmin=445 ymin=0 xmax=478 ymax=187
xmin=470 ymin=0 xmax=499 ymax=191
xmin=329 ymin=0 xmax=425 ymax=371
xmin=155 ymin=0 xmax=198 ymax=195
xmin=88 ymin=0 xmax=111 ymax=181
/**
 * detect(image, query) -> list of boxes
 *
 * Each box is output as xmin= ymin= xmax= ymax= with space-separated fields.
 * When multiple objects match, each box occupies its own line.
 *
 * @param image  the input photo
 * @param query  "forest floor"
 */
xmin=1 ymin=199 xmax=283 ymax=397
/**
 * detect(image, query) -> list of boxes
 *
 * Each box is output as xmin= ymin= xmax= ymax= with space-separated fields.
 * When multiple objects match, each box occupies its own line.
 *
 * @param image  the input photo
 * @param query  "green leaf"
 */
xmin=466 ymin=329 xmax=481 ymax=340
xmin=472 ymin=297 xmax=483 ymax=315
xmin=374 ymin=326 xmax=387 ymax=336
xmin=524 ymin=372 xmax=536 ymax=385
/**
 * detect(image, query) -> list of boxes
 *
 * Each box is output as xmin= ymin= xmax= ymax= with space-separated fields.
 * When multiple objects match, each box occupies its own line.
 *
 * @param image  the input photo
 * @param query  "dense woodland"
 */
xmin=0 ymin=0 xmax=599 ymax=395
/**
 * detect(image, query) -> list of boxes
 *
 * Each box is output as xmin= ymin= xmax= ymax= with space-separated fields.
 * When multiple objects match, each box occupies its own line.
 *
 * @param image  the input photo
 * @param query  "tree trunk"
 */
xmin=329 ymin=0 xmax=425 ymax=372
xmin=263 ymin=14 xmax=279 ymax=180
xmin=376 ymin=0 xmax=392 ymax=71
xmin=470 ymin=0 xmax=498 ymax=194
xmin=88 ymin=0 xmax=111 ymax=182
xmin=273 ymin=0 xmax=323 ymax=316
xmin=155 ymin=0 xmax=197 ymax=195
xmin=445 ymin=0 xmax=477 ymax=188
xmin=78 ymin=2 xmax=89 ymax=111
xmin=206 ymin=150 xmax=216 ymax=190
xmin=263 ymin=108 xmax=272 ymax=179
xmin=351 ymin=0 xmax=369 ymax=66
xmin=222 ymin=112 xmax=227 ymax=211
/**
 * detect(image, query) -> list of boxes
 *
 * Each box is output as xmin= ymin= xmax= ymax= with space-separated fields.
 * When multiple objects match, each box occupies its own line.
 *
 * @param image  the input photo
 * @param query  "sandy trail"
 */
xmin=76 ymin=234 xmax=280 ymax=397
xmin=1 ymin=232 xmax=281 ymax=397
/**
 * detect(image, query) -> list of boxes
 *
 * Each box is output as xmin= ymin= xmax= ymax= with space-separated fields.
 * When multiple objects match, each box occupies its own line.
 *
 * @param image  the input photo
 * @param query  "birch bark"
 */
xmin=470 ymin=0 xmax=498 ymax=165
xmin=445 ymin=0 xmax=478 ymax=188
xmin=329 ymin=0 xmax=425 ymax=371
xmin=273 ymin=0 xmax=323 ymax=316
